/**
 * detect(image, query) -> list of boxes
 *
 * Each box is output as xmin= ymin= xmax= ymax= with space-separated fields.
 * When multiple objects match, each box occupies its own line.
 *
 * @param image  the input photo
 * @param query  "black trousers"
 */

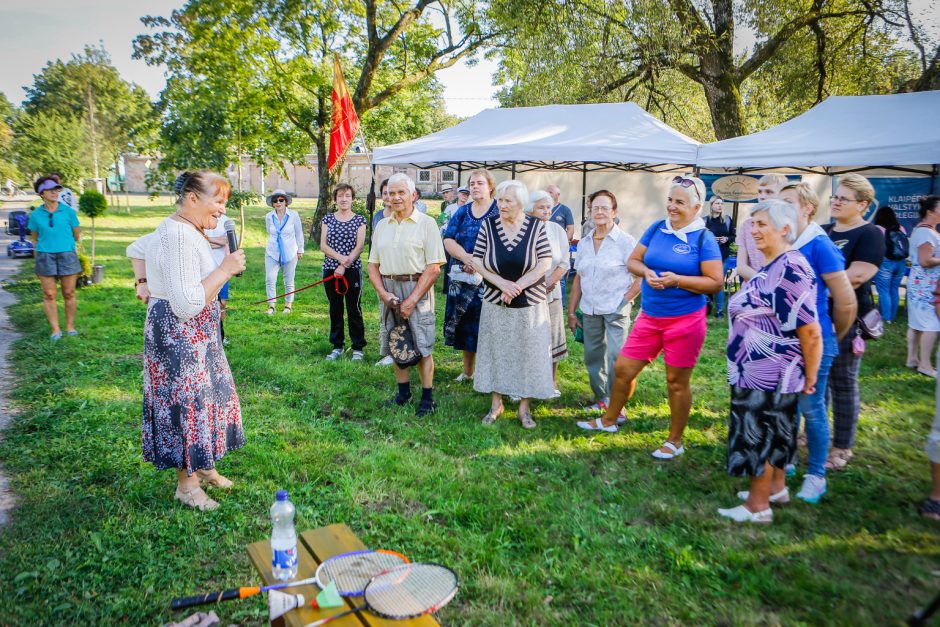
xmin=324 ymin=267 xmax=366 ymax=350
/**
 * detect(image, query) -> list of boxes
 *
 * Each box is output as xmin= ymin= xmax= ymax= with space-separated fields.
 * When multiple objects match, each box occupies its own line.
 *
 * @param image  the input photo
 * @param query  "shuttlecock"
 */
xmin=269 ymin=589 xmax=305 ymax=621
xmin=311 ymin=581 xmax=343 ymax=609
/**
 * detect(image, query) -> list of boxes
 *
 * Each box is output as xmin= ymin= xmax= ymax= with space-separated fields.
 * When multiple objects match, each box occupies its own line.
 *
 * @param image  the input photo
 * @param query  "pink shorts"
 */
xmin=620 ymin=307 xmax=708 ymax=368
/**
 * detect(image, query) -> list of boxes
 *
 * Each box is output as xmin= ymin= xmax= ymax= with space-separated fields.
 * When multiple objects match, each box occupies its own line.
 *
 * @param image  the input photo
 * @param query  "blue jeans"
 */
xmin=711 ymin=257 xmax=734 ymax=315
xmin=874 ymin=258 xmax=907 ymax=322
xmin=798 ymin=333 xmax=838 ymax=477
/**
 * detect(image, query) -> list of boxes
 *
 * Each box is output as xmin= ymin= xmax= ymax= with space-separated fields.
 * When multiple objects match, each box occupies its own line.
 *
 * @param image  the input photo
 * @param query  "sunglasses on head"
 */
xmin=671 ymin=176 xmax=700 ymax=200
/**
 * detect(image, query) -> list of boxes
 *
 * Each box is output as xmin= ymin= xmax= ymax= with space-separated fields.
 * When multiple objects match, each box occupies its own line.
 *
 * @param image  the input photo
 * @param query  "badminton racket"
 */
xmin=303 ymin=563 xmax=458 ymax=627
xmin=170 ymin=549 xmax=409 ymax=610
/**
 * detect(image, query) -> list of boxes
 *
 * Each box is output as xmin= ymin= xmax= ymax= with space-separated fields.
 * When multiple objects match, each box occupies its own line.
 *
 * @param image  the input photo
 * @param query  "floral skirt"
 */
xmin=142 ymin=298 xmax=244 ymax=474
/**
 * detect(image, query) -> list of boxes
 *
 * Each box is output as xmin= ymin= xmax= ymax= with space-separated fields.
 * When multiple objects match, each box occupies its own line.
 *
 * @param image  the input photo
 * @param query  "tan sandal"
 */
xmin=266 ymin=305 xmax=276 ymax=316
xmin=196 ymin=469 xmax=234 ymax=489
xmin=519 ymin=412 xmax=537 ymax=429
xmin=824 ymin=448 xmax=853 ymax=471
xmin=282 ymin=305 xmax=292 ymax=315
xmin=175 ymin=486 xmax=219 ymax=511
xmin=482 ymin=406 xmax=504 ymax=425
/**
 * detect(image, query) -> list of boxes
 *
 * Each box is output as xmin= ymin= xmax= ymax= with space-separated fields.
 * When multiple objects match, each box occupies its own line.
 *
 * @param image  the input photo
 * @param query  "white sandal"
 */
xmin=651 ymin=441 xmax=684 ymax=459
xmin=576 ymin=418 xmax=618 ymax=433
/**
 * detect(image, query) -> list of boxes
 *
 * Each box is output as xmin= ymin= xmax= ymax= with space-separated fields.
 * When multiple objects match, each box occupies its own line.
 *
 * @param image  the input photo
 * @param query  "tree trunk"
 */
xmin=701 ymin=76 xmax=747 ymax=140
xmin=311 ymin=92 xmax=334 ymax=244
xmin=90 ymin=217 xmax=96 ymax=268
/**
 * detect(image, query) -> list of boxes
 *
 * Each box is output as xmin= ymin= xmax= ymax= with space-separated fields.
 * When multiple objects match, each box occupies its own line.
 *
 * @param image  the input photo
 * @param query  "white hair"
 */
xmin=387 ymin=172 xmax=416 ymax=194
xmin=669 ymin=175 xmax=707 ymax=209
xmin=752 ymin=199 xmax=799 ymax=244
xmin=496 ymin=179 xmax=529 ymax=209
xmin=526 ymin=189 xmax=552 ymax=214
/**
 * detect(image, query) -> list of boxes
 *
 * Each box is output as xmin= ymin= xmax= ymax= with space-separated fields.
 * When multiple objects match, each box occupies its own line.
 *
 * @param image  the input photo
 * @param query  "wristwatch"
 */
xmin=136 ymin=278 xmax=148 ymax=285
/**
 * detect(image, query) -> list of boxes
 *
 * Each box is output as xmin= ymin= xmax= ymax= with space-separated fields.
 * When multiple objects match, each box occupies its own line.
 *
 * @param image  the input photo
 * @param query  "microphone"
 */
xmin=224 ymin=219 xmax=242 ymax=277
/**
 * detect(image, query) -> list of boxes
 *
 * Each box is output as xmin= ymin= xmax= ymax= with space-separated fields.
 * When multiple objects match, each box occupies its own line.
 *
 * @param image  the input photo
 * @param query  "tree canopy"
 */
xmin=491 ymin=0 xmax=936 ymax=140
xmin=24 ymin=45 xmax=159 ymax=172
xmin=134 ymin=0 xmax=496 ymax=234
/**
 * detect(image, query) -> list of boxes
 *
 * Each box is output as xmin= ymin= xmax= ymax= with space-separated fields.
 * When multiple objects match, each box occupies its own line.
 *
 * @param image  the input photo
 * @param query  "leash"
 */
xmin=253 ymin=273 xmax=349 ymax=304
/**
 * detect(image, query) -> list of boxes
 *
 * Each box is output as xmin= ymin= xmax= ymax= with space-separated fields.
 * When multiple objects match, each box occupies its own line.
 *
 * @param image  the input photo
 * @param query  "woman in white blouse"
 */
xmin=126 ymin=171 xmax=247 ymax=511
xmin=264 ymin=189 xmax=305 ymax=315
xmin=567 ymin=190 xmax=640 ymax=418
xmin=528 ymin=190 xmax=570 ymax=396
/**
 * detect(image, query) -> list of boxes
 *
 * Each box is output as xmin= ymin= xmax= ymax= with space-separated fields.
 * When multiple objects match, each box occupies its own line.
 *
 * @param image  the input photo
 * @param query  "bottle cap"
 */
xmin=276 ymin=490 xmax=289 ymax=501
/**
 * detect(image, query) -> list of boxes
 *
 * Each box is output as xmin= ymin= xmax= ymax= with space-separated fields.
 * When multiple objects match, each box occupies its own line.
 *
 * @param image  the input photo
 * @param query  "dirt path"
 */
xmin=0 ymin=203 xmax=26 ymax=528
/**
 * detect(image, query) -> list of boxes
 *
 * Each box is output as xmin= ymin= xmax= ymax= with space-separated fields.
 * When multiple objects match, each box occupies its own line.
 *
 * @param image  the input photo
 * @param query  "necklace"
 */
xmin=175 ymin=212 xmax=210 ymax=242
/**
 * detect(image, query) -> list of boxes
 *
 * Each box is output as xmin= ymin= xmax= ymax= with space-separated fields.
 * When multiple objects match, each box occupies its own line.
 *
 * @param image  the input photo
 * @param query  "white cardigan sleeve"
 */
xmin=126 ymin=232 xmax=157 ymax=260
xmin=159 ymin=223 xmax=207 ymax=321
xmin=293 ymin=210 xmax=305 ymax=254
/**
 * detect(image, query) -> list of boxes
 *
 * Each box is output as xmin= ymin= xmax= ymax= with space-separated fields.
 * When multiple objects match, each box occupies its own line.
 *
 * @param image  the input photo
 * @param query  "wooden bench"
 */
xmin=247 ymin=523 xmax=441 ymax=627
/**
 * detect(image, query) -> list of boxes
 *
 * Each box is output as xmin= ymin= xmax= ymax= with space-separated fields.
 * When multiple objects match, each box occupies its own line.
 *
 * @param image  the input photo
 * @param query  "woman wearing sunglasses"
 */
xmin=28 ymin=175 xmax=82 ymax=340
xmin=578 ymin=175 xmax=723 ymax=461
xmin=263 ymin=189 xmax=304 ymax=315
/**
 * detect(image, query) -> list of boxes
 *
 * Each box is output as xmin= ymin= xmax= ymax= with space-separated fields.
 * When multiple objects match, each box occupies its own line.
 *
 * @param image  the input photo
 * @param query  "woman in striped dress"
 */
xmin=472 ymin=180 xmax=553 ymax=428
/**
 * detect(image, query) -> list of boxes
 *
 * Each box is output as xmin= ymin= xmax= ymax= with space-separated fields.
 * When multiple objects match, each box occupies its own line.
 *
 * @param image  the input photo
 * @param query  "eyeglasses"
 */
xmin=591 ymin=205 xmax=613 ymax=212
xmin=830 ymin=195 xmax=858 ymax=204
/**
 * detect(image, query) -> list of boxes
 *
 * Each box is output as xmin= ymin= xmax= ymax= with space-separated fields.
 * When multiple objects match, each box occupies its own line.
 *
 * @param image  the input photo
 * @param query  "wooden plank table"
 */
xmin=247 ymin=523 xmax=440 ymax=627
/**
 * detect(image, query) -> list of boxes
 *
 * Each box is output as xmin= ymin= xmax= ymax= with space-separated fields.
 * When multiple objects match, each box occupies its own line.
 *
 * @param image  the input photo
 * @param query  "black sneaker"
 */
xmin=416 ymin=400 xmax=437 ymax=417
xmin=383 ymin=394 xmax=412 ymax=407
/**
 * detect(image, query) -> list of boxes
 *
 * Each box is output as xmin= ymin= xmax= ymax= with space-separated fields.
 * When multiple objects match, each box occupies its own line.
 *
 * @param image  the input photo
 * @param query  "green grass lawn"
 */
xmin=0 ymin=201 xmax=937 ymax=624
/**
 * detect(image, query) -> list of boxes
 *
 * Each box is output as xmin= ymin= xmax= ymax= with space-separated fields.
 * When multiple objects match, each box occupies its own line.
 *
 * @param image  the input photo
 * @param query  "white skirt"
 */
xmin=909 ymin=300 xmax=940 ymax=332
xmin=473 ymin=300 xmax=554 ymax=399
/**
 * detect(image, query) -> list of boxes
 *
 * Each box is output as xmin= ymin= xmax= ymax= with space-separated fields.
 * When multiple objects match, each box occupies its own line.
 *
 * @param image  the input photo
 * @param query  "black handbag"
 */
xmin=385 ymin=302 xmax=422 ymax=368
xmin=857 ymin=307 xmax=884 ymax=340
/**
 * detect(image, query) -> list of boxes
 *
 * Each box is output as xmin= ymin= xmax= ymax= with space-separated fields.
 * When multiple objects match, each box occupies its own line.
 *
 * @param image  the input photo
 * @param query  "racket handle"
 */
xmin=170 ymin=588 xmax=243 ymax=610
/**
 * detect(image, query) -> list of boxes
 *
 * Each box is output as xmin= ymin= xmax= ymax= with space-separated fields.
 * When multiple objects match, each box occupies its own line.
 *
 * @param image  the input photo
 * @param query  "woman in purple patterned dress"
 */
xmin=718 ymin=199 xmax=822 ymax=524
xmin=126 ymin=171 xmax=247 ymax=511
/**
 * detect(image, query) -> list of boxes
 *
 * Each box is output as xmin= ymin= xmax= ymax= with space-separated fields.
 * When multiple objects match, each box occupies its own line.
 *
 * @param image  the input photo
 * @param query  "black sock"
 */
xmin=397 ymin=382 xmax=412 ymax=400
xmin=420 ymin=387 xmax=433 ymax=403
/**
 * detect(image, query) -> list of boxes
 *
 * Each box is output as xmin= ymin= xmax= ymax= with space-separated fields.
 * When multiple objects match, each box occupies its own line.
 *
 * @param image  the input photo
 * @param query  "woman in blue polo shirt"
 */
xmin=578 ymin=176 xmax=723 ymax=461
xmin=779 ymin=183 xmax=856 ymax=505
xmin=28 ymin=175 xmax=82 ymax=340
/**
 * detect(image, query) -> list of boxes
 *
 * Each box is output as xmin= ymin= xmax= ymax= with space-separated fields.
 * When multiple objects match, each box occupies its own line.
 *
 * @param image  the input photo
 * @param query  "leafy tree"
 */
xmin=24 ymin=45 xmax=159 ymax=179
xmin=491 ymin=0 xmax=928 ymax=140
xmin=78 ymin=190 xmax=107 ymax=267
xmin=0 ymin=93 xmax=21 ymax=185
xmin=135 ymin=0 xmax=497 ymax=238
xmin=12 ymin=111 xmax=89 ymax=186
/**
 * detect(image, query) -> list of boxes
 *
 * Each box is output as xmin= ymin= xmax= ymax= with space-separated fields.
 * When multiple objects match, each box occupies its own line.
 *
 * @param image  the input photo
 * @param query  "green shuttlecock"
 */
xmin=312 ymin=581 xmax=344 ymax=609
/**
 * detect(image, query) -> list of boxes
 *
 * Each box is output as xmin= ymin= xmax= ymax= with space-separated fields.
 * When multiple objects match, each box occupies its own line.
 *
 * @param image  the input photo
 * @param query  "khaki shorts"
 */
xmin=379 ymin=276 xmax=436 ymax=358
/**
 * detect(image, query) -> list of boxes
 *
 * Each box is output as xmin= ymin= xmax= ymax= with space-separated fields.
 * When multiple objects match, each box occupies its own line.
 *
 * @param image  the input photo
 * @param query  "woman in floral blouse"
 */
xmin=719 ymin=199 xmax=822 ymax=524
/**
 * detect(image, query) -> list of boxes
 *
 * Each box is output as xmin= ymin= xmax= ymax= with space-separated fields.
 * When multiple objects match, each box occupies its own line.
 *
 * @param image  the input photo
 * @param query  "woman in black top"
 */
xmin=823 ymin=173 xmax=884 ymax=471
xmin=471 ymin=180 xmax=553 ymax=429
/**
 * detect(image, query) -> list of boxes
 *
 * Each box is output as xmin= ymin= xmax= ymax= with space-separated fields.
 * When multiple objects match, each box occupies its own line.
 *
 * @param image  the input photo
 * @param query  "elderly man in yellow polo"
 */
xmin=368 ymin=173 xmax=447 ymax=416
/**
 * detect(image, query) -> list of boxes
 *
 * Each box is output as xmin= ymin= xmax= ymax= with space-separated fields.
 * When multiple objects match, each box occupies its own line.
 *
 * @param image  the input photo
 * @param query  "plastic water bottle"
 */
xmin=270 ymin=490 xmax=298 ymax=581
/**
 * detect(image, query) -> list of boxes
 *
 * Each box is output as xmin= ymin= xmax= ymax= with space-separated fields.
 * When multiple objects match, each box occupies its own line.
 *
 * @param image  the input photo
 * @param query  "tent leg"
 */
xmin=932 ymin=164 xmax=938 ymax=195
xmin=581 ymin=164 xmax=588 ymax=228
xmin=457 ymin=163 xmax=462 ymax=188
xmin=367 ymin=164 xmax=376 ymax=239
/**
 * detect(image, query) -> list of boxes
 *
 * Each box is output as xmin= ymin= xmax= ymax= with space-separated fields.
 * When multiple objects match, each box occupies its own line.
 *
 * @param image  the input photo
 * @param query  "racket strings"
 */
xmin=320 ymin=551 xmax=407 ymax=595
xmin=364 ymin=564 xmax=458 ymax=618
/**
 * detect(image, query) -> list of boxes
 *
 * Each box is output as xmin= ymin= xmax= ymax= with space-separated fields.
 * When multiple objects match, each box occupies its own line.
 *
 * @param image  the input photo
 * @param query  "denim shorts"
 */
xmin=35 ymin=251 xmax=82 ymax=277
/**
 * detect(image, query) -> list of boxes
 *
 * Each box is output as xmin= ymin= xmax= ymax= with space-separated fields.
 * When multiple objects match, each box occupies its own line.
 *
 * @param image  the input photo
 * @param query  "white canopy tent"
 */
xmin=372 ymin=102 xmax=700 ymax=172
xmin=696 ymin=91 xmax=940 ymax=174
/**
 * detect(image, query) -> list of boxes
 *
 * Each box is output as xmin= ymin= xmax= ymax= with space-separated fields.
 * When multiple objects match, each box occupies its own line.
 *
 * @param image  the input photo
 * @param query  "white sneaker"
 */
xmin=326 ymin=348 xmax=343 ymax=361
xmin=737 ymin=487 xmax=790 ymax=504
xmin=796 ymin=475 xmax=827 ymax=504
xmin=351 ymin=350 xmax=364 ymax=361
xmin=717 ymin=504 xmax=773 ymax=524
xmin=375 ymin=355 xmax=394 ymax=366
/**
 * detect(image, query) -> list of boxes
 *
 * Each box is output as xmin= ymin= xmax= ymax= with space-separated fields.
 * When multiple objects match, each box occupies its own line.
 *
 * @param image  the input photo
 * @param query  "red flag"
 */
xmin=328 ymin=55 xmax=360 ymax=172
